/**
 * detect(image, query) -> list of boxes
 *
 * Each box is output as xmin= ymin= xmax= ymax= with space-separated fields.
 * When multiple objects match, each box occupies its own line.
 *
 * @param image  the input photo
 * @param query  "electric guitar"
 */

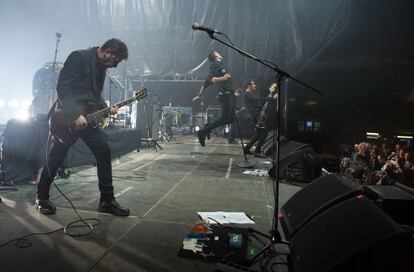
xmin=50 ymin=88 xmax=147 ymax=144
xmin=256 ymin=83 xmax=278 ymax=129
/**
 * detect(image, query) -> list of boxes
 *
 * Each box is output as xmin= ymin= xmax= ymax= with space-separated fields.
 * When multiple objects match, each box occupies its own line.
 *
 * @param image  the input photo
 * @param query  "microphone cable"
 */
xmin=45 ymin=131 xmax=101 ymax=237
xmin=0 ymin=130 xmax=100 ymax=249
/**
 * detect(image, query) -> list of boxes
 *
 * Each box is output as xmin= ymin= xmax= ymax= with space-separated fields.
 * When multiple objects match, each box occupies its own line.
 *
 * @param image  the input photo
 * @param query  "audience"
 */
xmin=339 ymin=139 xmax=414 ymax=188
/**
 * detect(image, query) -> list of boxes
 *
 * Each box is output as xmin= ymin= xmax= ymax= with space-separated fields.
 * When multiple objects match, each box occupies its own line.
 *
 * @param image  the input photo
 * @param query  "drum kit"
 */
xmin=31 ymin=62 xmax=64 ymax=117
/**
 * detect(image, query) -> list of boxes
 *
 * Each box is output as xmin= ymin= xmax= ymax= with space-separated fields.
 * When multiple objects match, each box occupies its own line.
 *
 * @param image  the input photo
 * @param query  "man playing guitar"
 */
xmin=36 ymin=38 xmax=130 ymax=216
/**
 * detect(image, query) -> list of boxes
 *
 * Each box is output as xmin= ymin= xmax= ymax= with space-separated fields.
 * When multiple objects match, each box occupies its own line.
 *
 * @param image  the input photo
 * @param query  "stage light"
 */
xmin=366 ymin=132 xmax=380 ymax=139
xmin=224 ymin=125 xmax=229 ymax=134
xmin=21 ymin=100 xmax=32 ymax=109
xmin=397 ymin=135 xmax=413 ymax=139
xmin=8 ymin=99 xmax=20 ymax=109
xmin=305 ymin=101 xmax=318 ymax=106
xmin=15 ymin=109 xmax=29 ymax=121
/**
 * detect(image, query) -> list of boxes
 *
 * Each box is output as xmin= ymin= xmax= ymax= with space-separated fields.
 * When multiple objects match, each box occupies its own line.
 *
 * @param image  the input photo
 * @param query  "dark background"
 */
xmin=0 ymin=0 xmax=413 ymax=150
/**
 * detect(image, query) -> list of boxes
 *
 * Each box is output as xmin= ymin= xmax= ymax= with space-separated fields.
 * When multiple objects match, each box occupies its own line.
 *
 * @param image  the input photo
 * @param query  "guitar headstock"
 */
xmin=134 ymin=87 xmax=148 ymax=101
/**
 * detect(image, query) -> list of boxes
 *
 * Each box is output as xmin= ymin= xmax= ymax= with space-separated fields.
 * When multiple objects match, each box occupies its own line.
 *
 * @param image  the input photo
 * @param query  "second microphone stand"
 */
xmin=50 ymin=33 xmax=61 ymax=106
xmin=200 ymin=29 xmax=323 ymax=265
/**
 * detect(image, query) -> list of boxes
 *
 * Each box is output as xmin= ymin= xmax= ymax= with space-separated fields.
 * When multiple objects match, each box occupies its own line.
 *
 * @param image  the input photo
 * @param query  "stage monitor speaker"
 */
xmin=261 ymin=131 xmax=289 ymax=156
xmin=364 ymin=185 xmax=414 ymax=226
xmin=281 ymin=174 xmax=362 ymax=240
xmin=267 ymin=136 xmax=322 ymax=182
xmin=289 ymin=196 xmax=414 ymax=272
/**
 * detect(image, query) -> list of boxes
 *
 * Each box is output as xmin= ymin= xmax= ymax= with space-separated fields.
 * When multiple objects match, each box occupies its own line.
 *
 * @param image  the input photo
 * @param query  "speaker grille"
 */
xmin=281 ymin=174 xmax=361 ymax=239
xmin=290 ymin=197 xmax=411 ymax=272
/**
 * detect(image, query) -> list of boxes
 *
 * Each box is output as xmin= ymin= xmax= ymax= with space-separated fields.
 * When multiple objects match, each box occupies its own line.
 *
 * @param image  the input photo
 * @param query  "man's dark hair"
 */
xmin=208 ymin=51 xmax=217 ymax=62
xmin=101 ymin=38 xmax=129 ymax=60
xmin=244 ymin=79 xmax=255 ymax=90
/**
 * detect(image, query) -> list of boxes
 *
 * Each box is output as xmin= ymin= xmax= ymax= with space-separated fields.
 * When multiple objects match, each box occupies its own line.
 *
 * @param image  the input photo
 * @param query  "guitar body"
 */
xmin=256 ymin=87 xmax=278 ymax=130
xmin=256 ymin=112 xmax=268 ymax=129
xmin=50 ymin=102 xmax=101 ymax=145
xmin=49 ymin=109 xmax=78 ymax=145
xmin=49 ymin=88 xmax=148 ymax=144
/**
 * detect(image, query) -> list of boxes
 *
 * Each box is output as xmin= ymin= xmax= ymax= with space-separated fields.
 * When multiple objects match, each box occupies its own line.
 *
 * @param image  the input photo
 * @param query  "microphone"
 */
xmin=192 ymin=23 xmax=222 ymax=34
xmin=55 ymin=32 xmax=62 ymax=39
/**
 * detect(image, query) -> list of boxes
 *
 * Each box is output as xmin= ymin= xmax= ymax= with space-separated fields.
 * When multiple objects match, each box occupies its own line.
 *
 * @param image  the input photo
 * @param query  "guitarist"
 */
xmin=243 ymin=80 xmax=276 ymax=157
xmin=36 ymin=38 xmax=130 ymax=216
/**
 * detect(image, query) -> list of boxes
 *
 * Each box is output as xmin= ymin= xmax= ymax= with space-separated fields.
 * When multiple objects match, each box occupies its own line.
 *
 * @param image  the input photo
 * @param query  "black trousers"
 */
xmin=245 ymin=111 xmax=276 ymax=153
xmin=245 ymin=126 xmax=269 ymax=153
xmin=200 ymin=93 xmax=235 ymax=139
xmin=37 ymin=126 xmax=114 ymax=201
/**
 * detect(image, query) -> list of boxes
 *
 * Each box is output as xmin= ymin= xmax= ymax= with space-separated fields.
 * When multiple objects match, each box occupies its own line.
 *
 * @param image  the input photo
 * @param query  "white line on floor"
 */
xmin=87 ymin=146 xmax=214 ymax=271
xmin=132 ymin=154 xmax=166 ymax=171
xmin=57 ymin=206 xmax=138 ymax=218
xmin=85 ymin=186 xmax=134 ymax=204
xmin=263 ymin=176 xmax=274 ymax=226
xmin=113 ymin=153 xmax=150 ymax=169
xmin=114 ymin=186 xmax=134 ymax=198
xmin=142 ymin=147 xmax=216 ymax=218
xmin=51 ymin=154 xmax=164 ymax=201
xmin=85 ymin=198 xmax=97 ymax=204
xmin=225 ymin=158 xmax=233 ymax=178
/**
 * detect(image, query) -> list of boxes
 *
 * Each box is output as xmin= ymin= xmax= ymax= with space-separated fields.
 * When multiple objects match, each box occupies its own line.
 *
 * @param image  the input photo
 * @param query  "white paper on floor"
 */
xmin=243 ymin=169 xmax=269 ymax=177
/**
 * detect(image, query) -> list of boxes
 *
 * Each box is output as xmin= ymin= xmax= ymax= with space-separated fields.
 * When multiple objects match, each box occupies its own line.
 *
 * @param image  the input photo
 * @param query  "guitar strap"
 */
xmin=47 ymin=100 xmax=59 ymax=121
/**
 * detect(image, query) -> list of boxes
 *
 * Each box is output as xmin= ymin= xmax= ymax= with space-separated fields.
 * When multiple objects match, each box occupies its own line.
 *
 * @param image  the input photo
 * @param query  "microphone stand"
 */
xmin=107 ymin=74 xmax=127 ymax=103
xmin=106 ymin=74 xmax=127 ymax=127
xmin=51 ymin=33 xmax=61 ymax=106
xmin=235 ymin=105 xmax=256 ymax=168
xmin=200 ymin=30 xmax=323 ymax=265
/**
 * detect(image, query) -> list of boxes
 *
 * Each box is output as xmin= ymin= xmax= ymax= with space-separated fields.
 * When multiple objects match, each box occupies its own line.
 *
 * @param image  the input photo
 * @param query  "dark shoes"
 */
xmin=36 ymin=199 xmax=57 ymax=215
xmin=254 ymin=152 xmax=267 ymax=158
xmin=197 ymin=131 xmax=206 ymax=147
xmin=98 ymin=198 xmax=130 ymax=217
xmin=244 ymin=148 xmax=254 ymax=155
xmin=36 ymin=198 xmax=129 ymax=217
xmin=244 ymin=148 xmax=266 ymax=157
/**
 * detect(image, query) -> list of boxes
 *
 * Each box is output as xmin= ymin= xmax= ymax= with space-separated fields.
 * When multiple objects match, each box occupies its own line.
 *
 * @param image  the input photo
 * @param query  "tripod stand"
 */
xmin=233 ymin=107 xmax=256 ymax=168
xmin=142 ymin=101 xmax=163 ymax=152
xmin=195 ymin=25 xmax=323 ymax=265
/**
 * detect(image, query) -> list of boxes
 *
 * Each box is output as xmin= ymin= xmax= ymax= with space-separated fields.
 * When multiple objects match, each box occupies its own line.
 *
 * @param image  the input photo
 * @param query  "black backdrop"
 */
xmin=1 ymin=0 xmax=413 ymax=147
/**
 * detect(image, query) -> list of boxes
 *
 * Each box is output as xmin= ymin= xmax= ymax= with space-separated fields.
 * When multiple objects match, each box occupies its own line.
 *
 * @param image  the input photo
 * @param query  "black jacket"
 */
xmin=244 ymin=91 xmax=272 ymax=118
xmin=56 ymin=47 xmax=107 ymax=123
xmin=203 ymin=61 xmax=233 ymax=93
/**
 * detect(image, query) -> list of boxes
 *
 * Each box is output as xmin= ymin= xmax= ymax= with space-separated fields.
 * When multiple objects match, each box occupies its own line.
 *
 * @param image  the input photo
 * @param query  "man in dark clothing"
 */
xmin=193 ymin=51 xmax=236 ymax=146
xmin=36 ymin=38 xmax=130 ymax=216
xmin=244 ymin=81 xmax=277 ymax=156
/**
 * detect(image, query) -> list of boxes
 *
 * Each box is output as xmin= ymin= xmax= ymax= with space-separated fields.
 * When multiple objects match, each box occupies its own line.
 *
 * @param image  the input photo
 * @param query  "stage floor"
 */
xmin=0 ymin=135 xmax=301 ymax=272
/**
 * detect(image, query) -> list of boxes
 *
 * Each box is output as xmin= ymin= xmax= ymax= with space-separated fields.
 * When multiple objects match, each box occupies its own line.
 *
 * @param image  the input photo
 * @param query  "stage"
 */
xmin=0 ymin=135 xmax=300 ymax=272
